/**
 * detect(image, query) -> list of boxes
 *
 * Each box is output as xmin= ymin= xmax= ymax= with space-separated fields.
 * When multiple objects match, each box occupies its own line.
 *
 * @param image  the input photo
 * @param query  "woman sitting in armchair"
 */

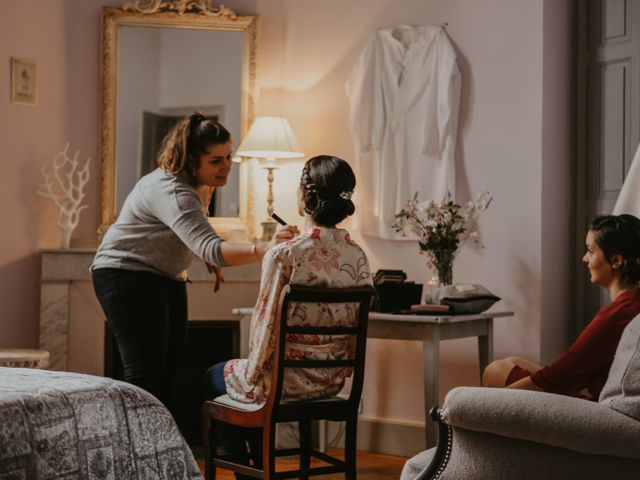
xmin=483 ymin=214 xmax=640 ymax=399
xmin=204 ymin=155 xmax=372 ymax=474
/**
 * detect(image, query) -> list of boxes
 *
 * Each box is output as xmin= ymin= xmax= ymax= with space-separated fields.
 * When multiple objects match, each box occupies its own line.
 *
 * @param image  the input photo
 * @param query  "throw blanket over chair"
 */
xmin=401 ymin=313 xmax=640 ymax=480
xmin=202 ymin=285 xmax=375 ymax=480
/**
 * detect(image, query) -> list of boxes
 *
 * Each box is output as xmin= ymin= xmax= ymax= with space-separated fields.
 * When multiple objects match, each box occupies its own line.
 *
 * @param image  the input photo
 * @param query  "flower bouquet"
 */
xmin=392 ymin=192 xmax=492 ymax=286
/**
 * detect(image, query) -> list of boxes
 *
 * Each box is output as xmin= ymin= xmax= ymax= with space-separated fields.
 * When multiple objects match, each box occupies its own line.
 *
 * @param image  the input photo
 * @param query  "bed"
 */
xmin=0 ymin=367 xmax=202 ymax=479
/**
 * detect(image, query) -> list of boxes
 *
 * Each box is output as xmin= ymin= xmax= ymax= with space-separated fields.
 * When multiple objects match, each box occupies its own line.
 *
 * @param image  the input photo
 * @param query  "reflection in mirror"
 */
xmin=117 ymin=28 xmax=242 ymax=217
xmin=101 ymin=7 xmax=257 ymax=238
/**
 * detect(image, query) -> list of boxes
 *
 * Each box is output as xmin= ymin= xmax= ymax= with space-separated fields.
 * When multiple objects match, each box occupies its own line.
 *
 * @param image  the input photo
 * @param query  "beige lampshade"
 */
xmin=236 ymin=116 xmax=304 ymax=160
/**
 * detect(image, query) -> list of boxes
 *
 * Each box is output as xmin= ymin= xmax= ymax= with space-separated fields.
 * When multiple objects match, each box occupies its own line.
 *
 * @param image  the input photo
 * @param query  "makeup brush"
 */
xmin=271 ymin=213 xmax=287 ymax=226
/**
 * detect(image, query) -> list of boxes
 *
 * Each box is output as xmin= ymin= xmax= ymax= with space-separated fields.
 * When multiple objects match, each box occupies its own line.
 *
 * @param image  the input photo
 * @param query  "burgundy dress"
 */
xmin=507 ymin=288 xmax=640 ymax=399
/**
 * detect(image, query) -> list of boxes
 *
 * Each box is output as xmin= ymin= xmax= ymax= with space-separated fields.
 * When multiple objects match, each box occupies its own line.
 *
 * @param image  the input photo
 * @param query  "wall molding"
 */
xmin=327 ymin=416 xmax=426 ymax=458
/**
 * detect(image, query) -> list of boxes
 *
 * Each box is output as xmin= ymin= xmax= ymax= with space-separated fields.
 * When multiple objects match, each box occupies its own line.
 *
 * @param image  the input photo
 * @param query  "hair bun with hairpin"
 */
xmin=299 ymin=155 xmax=356 ymax=227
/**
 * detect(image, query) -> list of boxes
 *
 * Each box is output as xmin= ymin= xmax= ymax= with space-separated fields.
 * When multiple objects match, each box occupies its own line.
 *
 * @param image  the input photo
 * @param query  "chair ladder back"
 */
xmin=265 ymin=285 xmax=374 ymax=413
xmin=203 ymin=283 xmax=375 ymax=480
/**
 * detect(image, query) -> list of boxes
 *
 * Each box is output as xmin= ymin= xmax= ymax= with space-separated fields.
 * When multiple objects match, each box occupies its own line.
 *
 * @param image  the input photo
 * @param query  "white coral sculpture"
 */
xmin=37 ymin=143 xmax=91 ymax=248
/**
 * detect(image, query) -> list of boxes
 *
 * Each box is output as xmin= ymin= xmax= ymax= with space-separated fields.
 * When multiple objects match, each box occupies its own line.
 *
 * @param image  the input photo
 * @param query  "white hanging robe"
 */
xmin=346 ymin=25 xmax=461 ymax=239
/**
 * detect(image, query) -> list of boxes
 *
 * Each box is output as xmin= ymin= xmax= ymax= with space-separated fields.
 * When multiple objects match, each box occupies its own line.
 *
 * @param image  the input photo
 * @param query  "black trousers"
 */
xmin=92 ymin=268 xmax=188 ymax=408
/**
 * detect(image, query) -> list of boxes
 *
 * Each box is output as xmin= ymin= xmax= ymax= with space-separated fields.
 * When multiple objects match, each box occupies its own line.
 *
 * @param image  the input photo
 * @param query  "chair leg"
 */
xmin=344 ymin=418 xmax=358 ymax=480
xmin=262 ymin=423 xmax=276 ymax=480
xmin=299 ymin=421 xmax=311 ymax=480
xmin=202 ymin=412 xmax=217 ymax=480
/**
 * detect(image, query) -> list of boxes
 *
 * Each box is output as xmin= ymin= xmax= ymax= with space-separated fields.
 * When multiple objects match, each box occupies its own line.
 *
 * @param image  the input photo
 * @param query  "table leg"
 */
xmin=422 ymin=327 xmax=440 ymax=449
xmin=477 ymin=318 xmax=494 ymax=382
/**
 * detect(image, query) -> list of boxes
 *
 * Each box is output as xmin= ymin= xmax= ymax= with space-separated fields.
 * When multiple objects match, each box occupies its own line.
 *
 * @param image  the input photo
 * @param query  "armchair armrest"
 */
xmin=441 ymin=387 xmax=640 ymax=459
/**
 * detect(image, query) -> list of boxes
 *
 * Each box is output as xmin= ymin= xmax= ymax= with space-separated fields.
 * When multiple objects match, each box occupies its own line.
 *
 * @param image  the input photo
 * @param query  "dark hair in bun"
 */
xmin=590 ymin=214 xmax=640 ymax=283
xmin=300 ymin=155 xmax=356 ymax=227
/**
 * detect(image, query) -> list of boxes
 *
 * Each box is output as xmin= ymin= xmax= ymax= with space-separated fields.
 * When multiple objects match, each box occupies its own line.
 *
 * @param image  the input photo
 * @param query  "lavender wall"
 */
xmin=252 ymin=0 xmax=571 ymax=421
xmin=540 ymin=0 xmax=573 ymax=363
xmin=0 ymin=0 xmax=68 ymax=347
xmin=1 ymin=0 xmax=572 ymax=428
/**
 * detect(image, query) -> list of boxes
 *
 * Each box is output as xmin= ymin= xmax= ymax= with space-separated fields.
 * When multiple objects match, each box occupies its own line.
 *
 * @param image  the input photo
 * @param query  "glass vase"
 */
xmin=426 ymin=249 xmax=455 ymax=287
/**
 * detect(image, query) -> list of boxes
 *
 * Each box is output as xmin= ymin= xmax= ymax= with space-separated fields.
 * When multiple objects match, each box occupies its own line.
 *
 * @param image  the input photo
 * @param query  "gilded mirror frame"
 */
xmin=100 ymin=5 xmax=258 ymax=239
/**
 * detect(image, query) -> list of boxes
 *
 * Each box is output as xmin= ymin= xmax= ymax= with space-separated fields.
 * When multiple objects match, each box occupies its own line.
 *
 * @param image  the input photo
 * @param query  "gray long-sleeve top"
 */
xmin=91 ymin=168 xmax=227 ymax=280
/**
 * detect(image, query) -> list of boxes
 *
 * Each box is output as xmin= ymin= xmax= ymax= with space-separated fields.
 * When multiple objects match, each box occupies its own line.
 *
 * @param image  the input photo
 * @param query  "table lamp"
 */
xmin=236 ymin=116 xmax=304 ymax=240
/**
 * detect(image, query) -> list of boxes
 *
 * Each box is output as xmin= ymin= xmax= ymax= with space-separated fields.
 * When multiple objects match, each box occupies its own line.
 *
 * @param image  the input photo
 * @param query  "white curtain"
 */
xmin=613 ymin=143 xmax=640 ymax=216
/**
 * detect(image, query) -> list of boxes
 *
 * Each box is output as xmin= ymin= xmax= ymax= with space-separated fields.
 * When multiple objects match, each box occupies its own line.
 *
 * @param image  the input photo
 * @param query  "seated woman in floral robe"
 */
xmin=205 ymin=155 xmax=372 ymax=474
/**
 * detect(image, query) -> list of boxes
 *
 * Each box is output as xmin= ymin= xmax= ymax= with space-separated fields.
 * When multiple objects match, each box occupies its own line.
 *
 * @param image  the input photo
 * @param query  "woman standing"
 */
xmin=483 ymin=214 xmax=640 ymax=399
xmin=92 ymin=113 xmax=297 ymax=407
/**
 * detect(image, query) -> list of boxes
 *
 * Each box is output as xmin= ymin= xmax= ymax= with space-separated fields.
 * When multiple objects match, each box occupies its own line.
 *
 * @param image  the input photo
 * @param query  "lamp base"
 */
xmin=261 ymin=220 xmax=277 ymax=241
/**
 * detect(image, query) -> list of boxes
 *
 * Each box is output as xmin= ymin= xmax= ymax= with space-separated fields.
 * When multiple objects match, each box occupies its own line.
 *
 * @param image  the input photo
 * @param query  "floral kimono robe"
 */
xmin=224 ymin=226 xmax=372 ymax=404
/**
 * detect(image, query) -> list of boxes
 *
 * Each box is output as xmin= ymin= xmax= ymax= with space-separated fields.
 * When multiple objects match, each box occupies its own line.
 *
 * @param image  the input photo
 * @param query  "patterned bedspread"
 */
xmin=0 ymin=367 xmax=202 ymax=479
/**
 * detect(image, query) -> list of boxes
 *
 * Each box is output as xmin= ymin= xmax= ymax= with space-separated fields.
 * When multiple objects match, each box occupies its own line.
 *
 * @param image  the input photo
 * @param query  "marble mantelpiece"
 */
xmin=39 ymin=248 xmax=261 ymax=372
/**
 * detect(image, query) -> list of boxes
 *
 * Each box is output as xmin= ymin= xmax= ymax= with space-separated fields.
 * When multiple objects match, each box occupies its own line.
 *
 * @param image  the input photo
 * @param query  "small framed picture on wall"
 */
xmin=11 ymin=57 xmax=37 ymax=106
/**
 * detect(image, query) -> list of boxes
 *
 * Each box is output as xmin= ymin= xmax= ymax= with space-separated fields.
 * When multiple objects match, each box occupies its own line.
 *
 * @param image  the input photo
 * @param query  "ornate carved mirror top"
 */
xmin=101 ymin=0 xmax=257 ymax=239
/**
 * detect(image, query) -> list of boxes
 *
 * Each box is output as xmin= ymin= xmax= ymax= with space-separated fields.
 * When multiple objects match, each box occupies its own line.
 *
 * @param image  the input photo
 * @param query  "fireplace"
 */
xmin=104 ymin=320 xmax=240 ymax=447
xmin=40 ymin=249 xmax=260 ymax=446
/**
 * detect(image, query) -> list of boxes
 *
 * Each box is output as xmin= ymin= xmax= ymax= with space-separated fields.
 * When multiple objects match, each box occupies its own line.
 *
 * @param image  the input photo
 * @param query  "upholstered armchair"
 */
xmin=402 ymin=313 xmax=640 ymax=480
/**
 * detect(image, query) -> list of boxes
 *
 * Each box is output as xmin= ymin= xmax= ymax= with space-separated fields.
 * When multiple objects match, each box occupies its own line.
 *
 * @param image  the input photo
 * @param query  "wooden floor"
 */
xmin=197 ymin=449 xmax=408 ymax=479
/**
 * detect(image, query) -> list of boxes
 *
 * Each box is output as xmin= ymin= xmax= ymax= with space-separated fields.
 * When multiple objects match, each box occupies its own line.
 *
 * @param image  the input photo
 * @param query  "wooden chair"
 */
xmin=202 ymin=284 xmax=375 ymax=480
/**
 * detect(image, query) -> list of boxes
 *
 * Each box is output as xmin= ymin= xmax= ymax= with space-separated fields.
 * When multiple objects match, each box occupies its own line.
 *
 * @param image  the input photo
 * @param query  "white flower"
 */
xmin=392 ymin=191 xmax=492 ymax=255
xmin=475 ymin=191 xmax=493 ymax=212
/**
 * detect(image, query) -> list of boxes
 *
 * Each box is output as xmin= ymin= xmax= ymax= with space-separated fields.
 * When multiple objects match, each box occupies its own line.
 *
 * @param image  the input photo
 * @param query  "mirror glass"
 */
xmin=101 ymin=7 xmax=257 ymax=239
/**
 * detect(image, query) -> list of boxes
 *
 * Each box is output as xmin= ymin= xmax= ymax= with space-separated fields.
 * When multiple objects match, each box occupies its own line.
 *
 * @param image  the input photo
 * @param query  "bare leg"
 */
xmin=482 ymin=356 xmax=543 ymax=387
xmin=506 ymin=356 xmax=543 ymax=372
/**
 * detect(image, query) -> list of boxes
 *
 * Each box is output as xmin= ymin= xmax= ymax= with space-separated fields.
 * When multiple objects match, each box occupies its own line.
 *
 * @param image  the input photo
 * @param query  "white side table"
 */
xmin=0 ymin=348 xmax=50 ymax=369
